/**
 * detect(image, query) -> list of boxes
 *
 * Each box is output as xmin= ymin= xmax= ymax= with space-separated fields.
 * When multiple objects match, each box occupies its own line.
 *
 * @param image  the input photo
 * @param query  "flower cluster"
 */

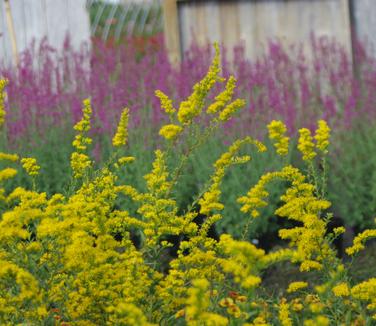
xmin=0 ymin=51 xmax=375 ymax=326
xmin=70 ymin=98 xmax=93 ymax=178
xmin=0 ymin=79 xmax=8 ymax=127
xmin=21 ymin=157 xmax=40 ymax=176
xmin=298 ymin=128 xmax=316 ymax=161
xmin=112 ymin=108 xmax=130 ymax=147
xmin=267 ymin=120 xmax=290 ymax=156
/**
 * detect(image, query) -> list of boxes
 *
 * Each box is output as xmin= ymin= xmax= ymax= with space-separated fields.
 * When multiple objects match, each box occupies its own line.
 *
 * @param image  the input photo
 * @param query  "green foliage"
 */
xmin=327 ymin=120 xmax=376 ymax=229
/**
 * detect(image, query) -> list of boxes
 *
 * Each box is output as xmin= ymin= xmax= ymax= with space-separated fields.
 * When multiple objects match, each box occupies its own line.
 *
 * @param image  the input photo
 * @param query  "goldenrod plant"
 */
xmin=0 ymin=46 xmax=375 ymax=324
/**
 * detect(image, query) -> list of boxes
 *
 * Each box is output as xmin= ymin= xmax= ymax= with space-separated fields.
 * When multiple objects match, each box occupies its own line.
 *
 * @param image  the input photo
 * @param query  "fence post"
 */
xmin=163 ymin=0 xmax=181 ymax=65
xmin=4 ymin=0 xmax=19 ymax=66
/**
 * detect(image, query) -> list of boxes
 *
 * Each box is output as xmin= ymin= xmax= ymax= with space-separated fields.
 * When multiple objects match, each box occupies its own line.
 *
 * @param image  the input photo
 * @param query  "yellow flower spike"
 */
xmin=73 ymin=98 xmax=92 ymax=134
xmin=351 ymin=278 xmax=376 ymax=319
xmin=144 ymin=150 xmax=171 ymax=194
xmin=218 ymin=234 xmax=264 ymax=291
xmin=287 ymin=281 xmax=308 ymax=293
xmin=314 ymin=120 xmax=330 ymax=153
xmin=346 ymin=228 xmax=376 ymax=255
xmin=21 ymin=157 xmax=40 ymax=176
xmin=175 ymin=309 xmax=185 ymax=319
xmin=0 ymin=79 xmax=8 ymax=127
xmin=278 ymin=298 xmax=292 ymax=326
xmin=117 ymin=156 xmax=135 ymax=166
xmin=333 ymin=226 xmax=345 ymax=236
xmin=267 ymin=120 xmax=290 ymax=156
xmin=71 ymin=98 xmax=93 ymax=178
xmin=0 ymin=260 xmax=44 ymax=318
xmin=70 ymin=152 xmax=91 ymax=179
xmin=0 ymin=167 xmax=17 ymax=182
xmin=113 ymin=108 xmax=130 ymax=147
xmin=107 ymin=303 xmax=154 ymax=326
xmin=155 ymin=90 xmax=175 ymax=115
xmin=185 ymin=278 xmax=228 ymax=326
xmin=207 ymin=75 xmax=237 ymax=115
xmin=298 ymin=128 xmax=316 ymax=161
xmin=199 ymin=136 xmax=265 ymax=218
xmin=0 ymin=152 xmax=19 ymax=162
xmin=304 ymin=316 xmax=329 ymax=326
xmin=332 ymin=282 xmax=350 ymax=297
xmin=238 ymin=165 xmax=306 ymax=219
xmin=159 ymin=124 xmax=183 ymax=141
xmin=299 ymin=260 xmax=323 ymax=272
xmin=351 ymin=278 xmax=376 ymax=300
xmin=177 ymin=43 xmax=223 ymax=125
xmin=218 ymin=98 xmax=246 ymax=122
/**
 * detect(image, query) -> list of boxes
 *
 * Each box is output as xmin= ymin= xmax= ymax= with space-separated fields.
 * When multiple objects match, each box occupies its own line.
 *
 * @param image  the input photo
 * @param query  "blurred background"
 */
xmin=1 ymin=0 xmax=376 ymax=65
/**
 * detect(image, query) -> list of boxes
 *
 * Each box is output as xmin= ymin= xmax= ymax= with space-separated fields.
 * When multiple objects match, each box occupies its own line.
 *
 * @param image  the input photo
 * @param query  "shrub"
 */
xmin=0 ymin=48 xmax=376 ymax=325
xmin=3 ymin=35 xmax=376 ymax=234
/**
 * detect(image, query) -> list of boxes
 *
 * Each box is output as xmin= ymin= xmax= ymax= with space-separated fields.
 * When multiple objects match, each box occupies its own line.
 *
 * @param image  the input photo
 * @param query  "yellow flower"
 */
xmin=278 ymin=298 xmax=292 ymax=326
xmin=0 ymin=79 xmax=8 ymax=127
xmin=267 ymin=120 xmax=289 ymax=156
xmin=116 ymin=156 xmax=135 ymax=167
xmin=199 ymin=137 xmax=264 ymax=218
xmin=227 ymin=304 xmax=241 ymax=318
xmin=0 ymin=167 xmax=17 ymax=182
xmin=74 ymin=98 xmax=92 ymax=133
xmin=346 ymin=228 xmax=376 ymax=255
xmin=218 ymin=98 xmax=245 ymax=121
xmin=291 ymin=299 xmax=303 ymax=312
xmin=309 ymin=302 xmax=324 ymax=313
xmin=159 ymin=124 xmax=183 ymax=141
xmin=332 ymin=282 xmax=350 ymax=297
xmin=298 ymin=128 xmax=316 ymax=161
xmin=185 ymin=278 xmax=228 ymax=325
xmin=219 ymin=297 xmax=234 ymax=307
xmin=299 ymin=260 xmax=323 ymax=272
xmin=333 ymin=226 xmax=345 ymax=236
xmin=113 ymin=108 xmax=130 ymax=147
xmin=71 ymin=99 xmax=93 ymax=178
xmin=287 ymin=281 xmax=308 ymax=293
xmin=314 ymin=120 xmax=330 ymax=153
xmin=177 ymin=43 xmax=222 ymax=125
xmin=0 ymin=152 xmax=19 ymax=162
xmin=251 ymin=315 xmax=270 ymax=325
xmin=207 ymin=76 xmax=237 ymax=115
xmin=72 ymin=99 xmax=92 ymax=152
xmin=351 ymin=277 xmax=376 ymax=316
xmin=304 ymin=316 xmax=329 ymax=326
xmin=70 ymin=152 xmax=91 ymax=178
xmin=21 ymin=157 xmax=40 ymax=176
xmin=155 ymin=90 xmax=175 ymax=115
xmin=175 ymin=309 xmax=185 ymax=318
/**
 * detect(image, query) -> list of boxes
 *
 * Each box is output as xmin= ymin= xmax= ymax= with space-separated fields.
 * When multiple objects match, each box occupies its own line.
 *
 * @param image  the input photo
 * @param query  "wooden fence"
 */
xmin=163 ymin=0 xmax=376 ymax=63
xmin=351 ymin=0 xmax=376 ymax=56
xmin=0 ymin=0 xmax=90 ymax=66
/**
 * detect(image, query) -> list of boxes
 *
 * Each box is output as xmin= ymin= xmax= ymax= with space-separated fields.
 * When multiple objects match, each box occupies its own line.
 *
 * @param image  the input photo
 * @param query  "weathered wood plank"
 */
xmin=165 ymin=0 xmax=353 ymax=62
xmin=163 ymin=0 xmax=181 ymax=65
xmin=351 ymin=0 xmax=376 ymax=56
xmin=0 ymin=0 xmax=90 ymax=66
xmin=0 ymin=2 xmax=11 ymax=64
